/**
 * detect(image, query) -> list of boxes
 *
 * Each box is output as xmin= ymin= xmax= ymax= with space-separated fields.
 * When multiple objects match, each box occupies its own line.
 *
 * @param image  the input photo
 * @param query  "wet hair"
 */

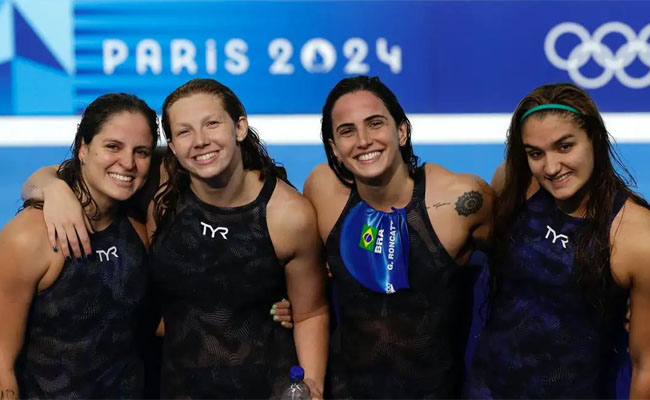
xmin=154 ymin=78 xmax=289 ymax=225
xmin=321 ymin=75 xmax=419 ymax=186
xmin=493 ymin=82 xmax=650 ymax=316
xmin=22 ymin=93 xmax=159 ymax=217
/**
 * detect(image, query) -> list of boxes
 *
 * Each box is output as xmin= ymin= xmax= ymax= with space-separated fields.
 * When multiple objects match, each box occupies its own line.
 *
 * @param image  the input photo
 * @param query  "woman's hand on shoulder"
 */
xmin=42 ymin=179 xmax=93 ymax=259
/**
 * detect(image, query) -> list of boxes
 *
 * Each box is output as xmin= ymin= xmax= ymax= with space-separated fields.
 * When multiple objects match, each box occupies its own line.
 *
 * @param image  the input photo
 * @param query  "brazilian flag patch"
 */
xmin=359 ymin=224 xmax=378 ymax=251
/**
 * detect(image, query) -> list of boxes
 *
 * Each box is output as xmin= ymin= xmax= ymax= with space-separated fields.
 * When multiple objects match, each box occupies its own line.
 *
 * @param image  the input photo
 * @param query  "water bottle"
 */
xmin=280 ymin=365 xmax=311 ymax=400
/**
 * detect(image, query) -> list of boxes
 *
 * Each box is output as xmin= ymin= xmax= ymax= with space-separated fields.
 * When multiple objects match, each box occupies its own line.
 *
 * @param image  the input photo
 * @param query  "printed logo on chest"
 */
xmin=545 ymin=225 xmax=569 ymax=249
xmin=96 ymin=245 xmax=119 ymax=261
xmin=200 ymin=221 xmax=229 ymax=240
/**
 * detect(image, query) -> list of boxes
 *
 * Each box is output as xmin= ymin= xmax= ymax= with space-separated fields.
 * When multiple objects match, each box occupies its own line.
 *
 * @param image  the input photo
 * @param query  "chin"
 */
xmin=545 ymin=185 xmax=580 ymax=202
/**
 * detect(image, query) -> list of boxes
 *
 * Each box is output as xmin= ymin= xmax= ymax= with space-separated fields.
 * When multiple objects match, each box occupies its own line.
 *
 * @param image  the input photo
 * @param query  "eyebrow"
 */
xmin=173 ymin=114 xmax=221 ymax=129
xmin=523 ymin=133 xmax=575 ymax=150
xmin=335 ymin=114 xmax=388 ymax=132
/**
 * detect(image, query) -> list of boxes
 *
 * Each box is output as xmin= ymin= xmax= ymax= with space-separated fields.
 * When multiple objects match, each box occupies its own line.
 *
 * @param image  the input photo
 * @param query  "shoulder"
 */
xmin=268 ymin=179 xmax=321 ymax=260
xmin=0 ymin=208 xmax=55 ymax=281
xmin=611 ymin=199 xmax=650 ymax=288
xmin=1 ymin=208 xmax=51 ymax=253
xmin=424 ymin=163 xmax=494 ymax=206
xmin=304 ymin=164 xmax=350 ymax=199
xmin=270 ymin=179 xmax=318 ymax=234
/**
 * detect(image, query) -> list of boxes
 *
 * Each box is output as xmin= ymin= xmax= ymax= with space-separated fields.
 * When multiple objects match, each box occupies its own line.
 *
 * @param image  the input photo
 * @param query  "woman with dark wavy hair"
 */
xmin=0 ymin=93 xmax=158 ymax=399
xmin=465 ymin=83 xmax=650 ymax=398
xmin=302 ymin=75 xmax=494 ymax=398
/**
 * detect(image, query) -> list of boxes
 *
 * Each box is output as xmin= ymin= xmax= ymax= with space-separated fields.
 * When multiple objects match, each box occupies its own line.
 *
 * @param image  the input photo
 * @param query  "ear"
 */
xmin=79 ymin=141 xmax=89 ymax=164
xmin=235 ymin=116 xmax=248 ymax=142
xmin=328 ymin=139 xmax=342 ymax=163
xmin=398 ymin=121 xmax=408 ymax=147
xmin=168 ymin=141 xmax=177 ymax=156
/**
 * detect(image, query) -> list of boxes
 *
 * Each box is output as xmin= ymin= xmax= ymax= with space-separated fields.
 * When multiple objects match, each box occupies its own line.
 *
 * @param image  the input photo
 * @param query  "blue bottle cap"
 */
xmin=289 ymin=365 xmax=305 ymax=382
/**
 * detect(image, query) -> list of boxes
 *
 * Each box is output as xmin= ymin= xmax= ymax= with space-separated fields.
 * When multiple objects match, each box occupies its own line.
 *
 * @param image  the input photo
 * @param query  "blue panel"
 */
xmin=0 ymin=61 xmax=12 ymax=114
xmin=0 ymin=0 xmax=648 ymax=116
xmin=13 ymin=5 xmax=64 ymax=71
xmin=13 ymin=57 xmax=72 ymax=114
xmin=68 ymin=0 xmax=650 ymax=115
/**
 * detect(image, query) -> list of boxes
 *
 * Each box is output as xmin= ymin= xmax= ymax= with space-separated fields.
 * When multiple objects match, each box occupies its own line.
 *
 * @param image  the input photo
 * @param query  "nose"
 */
xmin=193 ymin=128 xmax=209 ymax=148
xmin=544 ymin=153 xmax=562 ymax=176
xmin=120 ymin=152 xmax=136 ymax=170
xmin=357 ymin=128 xmax=372 ymax=148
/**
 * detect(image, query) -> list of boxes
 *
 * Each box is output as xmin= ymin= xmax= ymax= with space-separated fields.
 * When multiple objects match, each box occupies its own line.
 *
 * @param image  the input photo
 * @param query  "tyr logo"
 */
xmin=96 ymin=246 xmax=119 ymax=262
xmin=200 ymin=221 xmax=229 ymax=240
xmin=545 ymin=225 xmax=569 ymax=249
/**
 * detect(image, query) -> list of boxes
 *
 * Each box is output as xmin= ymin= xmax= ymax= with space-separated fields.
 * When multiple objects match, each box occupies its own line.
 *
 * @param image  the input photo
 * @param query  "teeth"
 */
xmin=357 ymin=151 xmax=381 ymax=161
xmin=109 ymin=172 xmax=133 ymax=182
xmin=195 ymin=152 xmax=217 ymax=161
xmin=553 ymin=172 xmax=571 ymax=181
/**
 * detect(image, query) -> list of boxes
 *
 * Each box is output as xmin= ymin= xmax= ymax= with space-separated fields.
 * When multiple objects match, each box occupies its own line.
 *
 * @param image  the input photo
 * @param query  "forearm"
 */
xmin=293 ymin=308 xmax=329 ymax=393
xmin=0 ymin=369 xmax=19 ymax=399
xmin=20 ymin=166 xmax=59 ymax=201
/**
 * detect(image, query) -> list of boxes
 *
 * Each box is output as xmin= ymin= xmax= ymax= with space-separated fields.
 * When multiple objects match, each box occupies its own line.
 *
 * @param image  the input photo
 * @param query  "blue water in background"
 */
xmin=1 ymin=143 xmax=648 ymax=228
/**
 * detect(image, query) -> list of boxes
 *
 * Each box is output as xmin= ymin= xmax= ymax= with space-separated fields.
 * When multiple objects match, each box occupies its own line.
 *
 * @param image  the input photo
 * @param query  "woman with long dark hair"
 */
xmin=0 ymin=93 xmax=159 ymax=399
xmin=464 ymin=83 xmax=650 ymax=398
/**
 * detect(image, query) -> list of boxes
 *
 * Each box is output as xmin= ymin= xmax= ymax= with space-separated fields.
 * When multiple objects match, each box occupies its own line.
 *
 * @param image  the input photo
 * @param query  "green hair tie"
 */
xmin=520 ymin=104 xmax=582 ymax=123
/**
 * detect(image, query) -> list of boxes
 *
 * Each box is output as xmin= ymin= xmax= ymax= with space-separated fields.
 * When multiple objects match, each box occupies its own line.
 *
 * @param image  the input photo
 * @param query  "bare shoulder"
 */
xmin=424 ymin=163 xmax=493 ymax=208
xmin=303 ymin=164 xmax=351 ymax=241
xmin=269 ymin=179 xmax=318 ymax=233
xmin=268 ymin=179 xmax=320 ymax=261
xmin=0 ymin=208 xmax=55 ymax=281
xmin=303 ymin=164 xmax=350 ymax=205
xmin=611 ymin=200 xmax=650 ymax=286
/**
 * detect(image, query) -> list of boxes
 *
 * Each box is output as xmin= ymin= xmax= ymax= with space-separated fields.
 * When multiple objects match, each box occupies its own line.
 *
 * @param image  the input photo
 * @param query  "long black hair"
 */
xmin=321 ymin=76 xmax=419 ymax=186
xmin=494 ymin=83 xmax=649 ymax=315
xmin=23 ymin=93 xmax=159 ymax=217
xmin=154 ymin=78 xmax=289 ymax=226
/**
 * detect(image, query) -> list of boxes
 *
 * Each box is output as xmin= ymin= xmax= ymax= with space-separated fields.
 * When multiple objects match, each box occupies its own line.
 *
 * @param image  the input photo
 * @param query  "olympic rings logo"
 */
xmin=545 ymin=22 xmax=650 ymax=89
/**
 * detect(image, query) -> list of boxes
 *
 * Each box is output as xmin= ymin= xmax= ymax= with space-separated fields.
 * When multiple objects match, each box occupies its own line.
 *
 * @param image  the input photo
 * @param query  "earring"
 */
xmin=80 ymin=159 xmax=85 ymax=166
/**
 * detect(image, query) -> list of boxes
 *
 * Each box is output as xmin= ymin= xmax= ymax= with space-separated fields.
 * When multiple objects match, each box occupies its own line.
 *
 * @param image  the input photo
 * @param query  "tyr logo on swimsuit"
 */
xmin=545 ymin=225 xmax=569 ymax=249
xmin=96 ymin=246 xmax=119 ymax=261
xmin=201 ymin=221 xmax=229 ymax=240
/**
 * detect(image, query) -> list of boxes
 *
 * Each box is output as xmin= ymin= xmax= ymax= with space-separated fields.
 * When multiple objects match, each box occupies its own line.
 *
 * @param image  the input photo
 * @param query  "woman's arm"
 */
xmin=19 ymin=148 xmax=166 ymax=259
xmin=0 ymin=211 xmax=54 ymax=399
xmin=271 ymin=191 xmax=329 ymax=400
xmin=21 ymin=165 xmax=93 ymax=259
xmin=611 ymin=202 xmax=650 ymax=398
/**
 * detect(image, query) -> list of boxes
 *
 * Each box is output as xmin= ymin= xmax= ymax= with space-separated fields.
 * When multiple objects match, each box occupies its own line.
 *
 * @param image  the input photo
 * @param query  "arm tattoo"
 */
xmin=0 ymin=389 xmax=16 ymax=400
xmin=455 ymin=190 xmax=483 ymax=217
xmin=427 ymin=202 xmax=450 ymax=210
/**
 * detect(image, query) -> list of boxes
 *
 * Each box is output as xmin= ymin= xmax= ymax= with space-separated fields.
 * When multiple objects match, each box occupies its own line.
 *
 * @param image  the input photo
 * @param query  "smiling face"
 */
xmin=522 ymin=114 xmax=594 ymax=212
xmin=166 ymin=92 xmax=247 ymax=182
xmin=78 ymin=111 xmax=153 ymax=210
xmin=329 ymin=90 xmax=407 ymax=183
